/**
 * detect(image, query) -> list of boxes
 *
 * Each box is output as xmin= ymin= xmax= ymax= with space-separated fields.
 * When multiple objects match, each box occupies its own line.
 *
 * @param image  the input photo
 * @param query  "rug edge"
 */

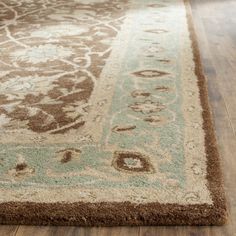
xmin=183 ymin=0 xmax=227 ymax=224
xmin=0 ymin=0 xmax=227 ymax=226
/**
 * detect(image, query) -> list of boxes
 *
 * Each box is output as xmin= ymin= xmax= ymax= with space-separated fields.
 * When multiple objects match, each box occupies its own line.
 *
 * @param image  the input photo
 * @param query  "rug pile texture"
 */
xmin=0 ymin=0 xmax=226 ymax=225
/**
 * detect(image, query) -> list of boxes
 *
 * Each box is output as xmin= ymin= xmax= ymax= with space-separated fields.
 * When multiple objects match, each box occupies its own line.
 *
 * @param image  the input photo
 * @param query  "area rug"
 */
xmin=0 ymin=0 xmax=227 ymax=226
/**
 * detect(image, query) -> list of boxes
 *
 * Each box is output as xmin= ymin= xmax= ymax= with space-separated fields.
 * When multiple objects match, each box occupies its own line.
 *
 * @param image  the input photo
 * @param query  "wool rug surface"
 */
xmin=0 ymin=0 xmax=226 ymax=226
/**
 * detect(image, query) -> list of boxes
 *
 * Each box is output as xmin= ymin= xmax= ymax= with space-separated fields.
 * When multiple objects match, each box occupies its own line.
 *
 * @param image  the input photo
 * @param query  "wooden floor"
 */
xmin=1 ymin=0 xmax=236 ymax=235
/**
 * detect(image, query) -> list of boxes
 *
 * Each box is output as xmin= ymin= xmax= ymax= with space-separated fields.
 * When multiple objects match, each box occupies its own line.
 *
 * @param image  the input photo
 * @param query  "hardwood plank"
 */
xmin=77 ymin=227 xmax=140 ymax=236
xmin=191 ymin=0 xmax=236 ymax=121
xmin=15 ymin=226 xmax=140 ymax=236
xmin=0 ymin=226 xmax=18 ymax=236
xmin=140 ymin=226 xmax=211 ymax=236
xmin=15 ymin=226 xmax=57 ymax=236
xmin=15 ymin=226 xmax=84 ymax=236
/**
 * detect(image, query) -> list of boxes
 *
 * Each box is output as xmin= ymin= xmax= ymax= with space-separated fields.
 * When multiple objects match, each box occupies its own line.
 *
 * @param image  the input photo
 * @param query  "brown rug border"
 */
xmin=0 ymin=0 xmax=227 ymax=226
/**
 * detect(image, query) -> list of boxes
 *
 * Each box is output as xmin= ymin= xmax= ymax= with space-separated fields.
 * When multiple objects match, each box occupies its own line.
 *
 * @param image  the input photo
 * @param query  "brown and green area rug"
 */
xmin=0 ymin=0 xmax=227 ymax=226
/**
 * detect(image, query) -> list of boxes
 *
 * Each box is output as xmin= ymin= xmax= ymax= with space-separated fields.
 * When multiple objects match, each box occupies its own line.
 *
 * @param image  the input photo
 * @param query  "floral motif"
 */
xmin=145 ymin=29 xmax=168 ymax=34
xmin=56 ymin=148 xmax=81 ymax=163
xmin=0 ymin=76 xmax=54 ymax=96
xmin=191 ymin=163 xmax=202 ymax=175
xmin=155 ymin=86 xmax=170 ymax=92
xmin=8 ymin=155 xmax=35 ymax=179
xmin=31 ymin=25 xmax=89 ymax=38
xmin=129 ymin=100 xmax=165 ymax=114
xmin=112 ymin=151 xmax=155 ymax=173
xmin=133 ymin=69 xmax=169 ymax=78
xmin=124 ymin=158 xmax=142 ymax=169
xmin=131 ymin=90 xmax=151 ymax=98
xmin=112 ymin=125 xmax=136 ymax=132
xmin=11 ymin=44 xmax=73 ymax=64
xmin=184 ymin=192 xmax=200 ymax=204
xmin=144 ymin=115 xmax=168 ymax=125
